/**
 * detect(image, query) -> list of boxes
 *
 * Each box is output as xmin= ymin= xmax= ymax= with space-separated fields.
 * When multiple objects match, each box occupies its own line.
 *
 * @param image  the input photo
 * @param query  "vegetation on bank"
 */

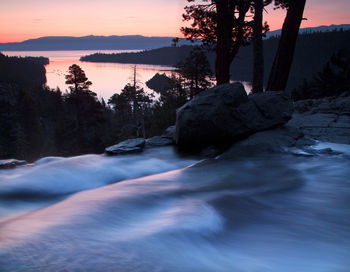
xmin=292 ymin=49 xmax=350 ymax=100
xmin=0 ymin=50 xmax=211 ymax=161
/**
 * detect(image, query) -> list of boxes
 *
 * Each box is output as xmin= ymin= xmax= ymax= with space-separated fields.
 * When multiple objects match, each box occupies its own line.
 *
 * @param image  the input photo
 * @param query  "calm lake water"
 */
xmin=3 ymin=50 xmax=174 ymax=100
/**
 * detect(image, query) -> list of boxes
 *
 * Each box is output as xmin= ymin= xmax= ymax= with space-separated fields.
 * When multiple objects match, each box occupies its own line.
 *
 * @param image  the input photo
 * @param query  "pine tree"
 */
xmin=65 ymin=64 xmax=94 ymax=95
xmin=176 ymin=47 xmax=213 ymax=99
xmin=181 ymin=0 xmax=258 ymax=85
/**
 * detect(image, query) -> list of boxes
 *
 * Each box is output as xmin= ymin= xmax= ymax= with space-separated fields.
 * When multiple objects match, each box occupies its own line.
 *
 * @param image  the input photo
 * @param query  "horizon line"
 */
xmin=1 ymin=23 xmax=349 ymax=44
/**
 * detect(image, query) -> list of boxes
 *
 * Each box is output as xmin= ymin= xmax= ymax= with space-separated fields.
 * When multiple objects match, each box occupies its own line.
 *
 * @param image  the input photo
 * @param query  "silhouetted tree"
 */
xmin=64 ymin=65 xmax=111 ymax=154
xmin=172 ymin=37 xmax=180 ymax=47
xmin=109 ymin=83 xmax=153 ymax=139
xmin=176 ymin=47 xmax=213 ymax=98
xmin=181 ymin=0 xmax=261 ymax=85
xmin=65 ymin=64 xmax=93 ymax=94
xmin=252 ymin=0 xmax=270 ymax=93
xmin=266 ymin=0 xmax=306 ymax=91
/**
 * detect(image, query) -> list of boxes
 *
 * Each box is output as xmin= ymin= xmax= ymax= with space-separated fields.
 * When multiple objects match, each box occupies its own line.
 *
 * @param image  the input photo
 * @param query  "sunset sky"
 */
xmin=0 ymin=0 xmax=349 ymax=43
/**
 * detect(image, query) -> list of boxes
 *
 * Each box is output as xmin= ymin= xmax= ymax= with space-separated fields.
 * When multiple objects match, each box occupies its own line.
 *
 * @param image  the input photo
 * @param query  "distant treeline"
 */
xmin=81 ymin=30 xmax=350 ymax=91
xmin=0 ymin=53 xmax=48 ymax=86
xmin=81 ymin=46 xmax=194 ymax=67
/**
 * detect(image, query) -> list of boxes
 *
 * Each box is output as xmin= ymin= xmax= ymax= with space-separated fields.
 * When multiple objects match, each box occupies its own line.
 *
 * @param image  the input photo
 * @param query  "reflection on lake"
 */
xmin=3 ymin=50 xmax=174 ymax=100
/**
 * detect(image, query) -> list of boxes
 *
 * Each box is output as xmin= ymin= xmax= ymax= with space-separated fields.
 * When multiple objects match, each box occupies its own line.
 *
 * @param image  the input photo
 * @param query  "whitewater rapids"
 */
xmin=0 ymin=145 xmax=350 ymax=271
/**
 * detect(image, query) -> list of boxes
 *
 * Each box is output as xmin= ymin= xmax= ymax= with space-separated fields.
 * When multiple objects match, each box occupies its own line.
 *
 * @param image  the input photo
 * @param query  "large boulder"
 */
xmin=105 ymin=138 xmax=145 ymax=155
xmin=175 ymin=83 xmax=293 ymax=149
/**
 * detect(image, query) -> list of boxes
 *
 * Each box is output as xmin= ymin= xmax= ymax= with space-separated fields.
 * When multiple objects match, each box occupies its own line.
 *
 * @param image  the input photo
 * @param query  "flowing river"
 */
xmin=1 ymin=144 xmax=350 ymax=271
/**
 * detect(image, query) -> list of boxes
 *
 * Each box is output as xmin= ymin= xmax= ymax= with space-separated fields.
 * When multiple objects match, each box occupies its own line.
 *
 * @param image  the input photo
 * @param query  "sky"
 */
xmin=0 ymin=0 xmax=349 ymax=43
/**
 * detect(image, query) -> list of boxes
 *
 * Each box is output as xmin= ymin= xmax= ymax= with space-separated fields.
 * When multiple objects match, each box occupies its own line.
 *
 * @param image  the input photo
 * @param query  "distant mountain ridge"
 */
xmin=266 ymin=24 xmax=350 ymax=38
xmin=0 ymin=24 xmax=349 ymax=51
xmin=0 ymin=35 xmax=193 ymax=51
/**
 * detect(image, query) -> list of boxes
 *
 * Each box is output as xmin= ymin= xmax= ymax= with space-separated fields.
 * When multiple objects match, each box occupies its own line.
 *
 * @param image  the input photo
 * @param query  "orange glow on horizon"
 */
xmin=0 ymin=0 xmax=349 ymax=43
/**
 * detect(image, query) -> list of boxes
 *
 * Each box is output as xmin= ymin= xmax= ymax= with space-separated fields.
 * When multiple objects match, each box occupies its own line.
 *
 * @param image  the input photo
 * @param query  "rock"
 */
xmin=161 ymin=125 xmax=175 ymax=140
xmin=221 ymin=125 xmax=304 ymax=157
xmin=0 ymin=159 xmax=27 ymax=169
xmin=146 ymin=73 xmax=174 ymax=93
xmin=146 ymin=136 xmax=173 ymax=147
xmin=250 ymin=91 xmax=294 ymax=127
xmin=199 ymin=146 xmax=222 ymax=158
xmin=317 ymin=148 xmax=343 ymax=155
xmin=288 ymin=113 xmax=338 ymax=128
xmin=175 ymin=83 xmax=293 ymax=149
xmin=329 ymin=96 xmax=350 ymax=115
xmin=294 ymin=95 xmax=350 ymax=115
xmin=288 ymin=110 xmax=350 ymax=144
xmin=105 ymin=138 xmax=145 ymax=155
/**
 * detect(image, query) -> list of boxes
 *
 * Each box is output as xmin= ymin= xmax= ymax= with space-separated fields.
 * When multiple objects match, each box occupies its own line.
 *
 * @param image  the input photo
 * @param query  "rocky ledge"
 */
xmin=290 ymin=95 xmax=350 ymax=144
xmin=223 ymin=94 xmax=350 ymax=158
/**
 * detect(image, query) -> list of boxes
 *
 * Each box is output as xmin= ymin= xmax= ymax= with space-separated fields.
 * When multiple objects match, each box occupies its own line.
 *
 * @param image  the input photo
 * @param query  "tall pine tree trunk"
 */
xmin=252 ymin=0 xmax=264 ymax=93
xmin=215 ymin=0 xmax=232 ymax=85
xmin=215 ymin=46 xmax=231 ymax=85
xmin=266 ymin=0 xmax=306 ymax=91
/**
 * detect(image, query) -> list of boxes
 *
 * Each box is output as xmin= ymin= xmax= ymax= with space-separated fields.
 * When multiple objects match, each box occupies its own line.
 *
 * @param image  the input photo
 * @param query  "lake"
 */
xmin=2 ymin=50 xmax=174 ymax=100
xmin=3 ymin=50 xmax=253 ymax=100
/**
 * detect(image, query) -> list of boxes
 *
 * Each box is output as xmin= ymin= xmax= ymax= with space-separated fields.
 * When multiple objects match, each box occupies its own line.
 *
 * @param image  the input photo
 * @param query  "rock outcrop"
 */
xmin=175 ymin=83 xmax=293 ymax=149
xmin=222 ymin=94 xmax=350 ymax=158
xmin=290 ymin=96 xmax=350 ymax=144
xmin=0 ymin=159 xmax=27 ymax=169
xmin=161 ymin=125 xmax=175 ymax=141
xmin=105 ymin=138 xmax=145 ymax=155
xmin=146 ymin=136 xmax=173 ymax=147
xmin=146 ymin=73 xmax=174 ymax=93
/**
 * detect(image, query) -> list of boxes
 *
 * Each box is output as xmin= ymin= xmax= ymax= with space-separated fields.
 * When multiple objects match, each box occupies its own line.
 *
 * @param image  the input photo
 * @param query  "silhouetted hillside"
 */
xmin=81 ymin=30 xmax=350 ymax=91
xmin=0 ymin=53 xmax=48 ymax=86
xmin=81 ymin=45 xmax=194 ymax=66
xmin=265 ymin=24 xmax=350 ymax=38
xmin=0 ymin=35 xmax=194 ymax=51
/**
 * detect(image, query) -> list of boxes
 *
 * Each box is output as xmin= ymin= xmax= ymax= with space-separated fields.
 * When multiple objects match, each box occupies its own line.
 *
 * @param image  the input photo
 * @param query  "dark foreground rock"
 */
xmin=146 ymin=136 xmax=173 ymax=147
xmin=175 ymin=83 xmax=293 ymax=149
xmin=105 ymin=138 xmax=145 ymax=155
xmin=0 ymin=159 xmax=27 ymax=169
xmin=161 ymin=125 xmax=175 ymax=141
